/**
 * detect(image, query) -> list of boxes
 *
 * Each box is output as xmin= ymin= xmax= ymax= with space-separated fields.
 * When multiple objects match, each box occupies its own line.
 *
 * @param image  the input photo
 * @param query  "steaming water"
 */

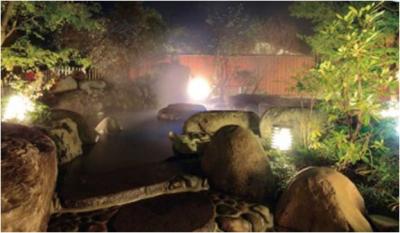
xmin=62 ymin=110 xmax=184 ymax=174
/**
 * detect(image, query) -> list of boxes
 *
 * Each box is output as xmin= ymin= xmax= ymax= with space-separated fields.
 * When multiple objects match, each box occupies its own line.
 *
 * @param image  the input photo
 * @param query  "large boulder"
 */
xmin=183 ymin=111 xmax=260 ymax=136
xmin=201 ymin=125 xmax=274 ymax=201
xmin=259 ymin=107 xmax=325 ymax=149
xmin=51 ymin=76 xmax=78 ymax=94
xmin=48 ymin=109 xmax=97 ymax=145
xmin=1 ymin=123 xmax=58 ymax=232
xmin=48 ymin=118 xmax=83 ymax=164
xmin=275 ymin=166 xmax=372 ymax=232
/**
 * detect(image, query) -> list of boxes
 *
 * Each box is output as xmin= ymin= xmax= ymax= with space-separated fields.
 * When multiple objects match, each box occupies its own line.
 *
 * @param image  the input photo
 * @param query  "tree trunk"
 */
xmin=1 ymin=2 xmax=15 ymax=46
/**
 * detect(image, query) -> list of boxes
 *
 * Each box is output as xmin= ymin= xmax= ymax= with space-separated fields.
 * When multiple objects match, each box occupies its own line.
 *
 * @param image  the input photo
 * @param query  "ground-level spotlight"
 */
xmin=187 ymin=76 xmax=211 ymax=101
xmin=2 ymin=94 xmax=35 ymax=122
xmin=271 ymin=126 xmax=293 ymax=151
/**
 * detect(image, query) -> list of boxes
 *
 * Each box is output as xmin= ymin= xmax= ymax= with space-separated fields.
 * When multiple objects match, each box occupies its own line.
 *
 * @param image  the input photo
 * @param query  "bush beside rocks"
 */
xmin=1 ymin=123 xmax=58 ymax=232
xmin=201 ymin=125 xmax=274 ymax=201
xmin=275 ymin=166 xmax=372 ymax=232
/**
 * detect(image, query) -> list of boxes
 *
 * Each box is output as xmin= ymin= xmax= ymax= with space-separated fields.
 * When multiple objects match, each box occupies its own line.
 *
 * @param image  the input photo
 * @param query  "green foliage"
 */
xmin=1 ymin=2 xmax=101 ymax=71
xmin=267 ymin=150 xmax=297 ymax=195
xmin=296 ymin=3 xmax=398 ymax=166
xmin=1 ymin=2 xmax=102 ymax=102
xmin=357 ymin=183 xmax=399 ymax=215
xmin=3 ymin=71 xmax=56 ymax=99
xmin=292 ymin=2 xmax=399 ymax=213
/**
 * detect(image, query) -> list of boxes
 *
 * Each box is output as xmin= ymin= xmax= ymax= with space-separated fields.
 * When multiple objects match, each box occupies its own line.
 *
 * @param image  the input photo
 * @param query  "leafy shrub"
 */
xmin=267 ymin=150 xmax=297 ymax=196
xmin=296 ymin=3 xmax=398 ymax=167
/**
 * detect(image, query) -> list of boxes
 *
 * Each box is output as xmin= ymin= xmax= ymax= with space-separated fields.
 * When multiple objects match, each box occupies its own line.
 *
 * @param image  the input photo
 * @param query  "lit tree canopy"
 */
xmin=1 ymin=1 xmax=102 ymax=72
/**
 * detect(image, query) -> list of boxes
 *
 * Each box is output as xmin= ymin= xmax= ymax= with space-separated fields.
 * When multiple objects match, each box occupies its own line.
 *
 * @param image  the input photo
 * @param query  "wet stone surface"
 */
xmin=47 ymin=191 xmax=274 ymax=232
xmin=47 ymin=207 xmax=119 ymax=232
xmin=210 ymin=191 xmax=274 ymax=232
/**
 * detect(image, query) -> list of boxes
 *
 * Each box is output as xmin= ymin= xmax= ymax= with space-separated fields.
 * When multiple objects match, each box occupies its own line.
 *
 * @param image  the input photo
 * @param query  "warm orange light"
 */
xmin=187 ymin=76 xmax=211 ymax=101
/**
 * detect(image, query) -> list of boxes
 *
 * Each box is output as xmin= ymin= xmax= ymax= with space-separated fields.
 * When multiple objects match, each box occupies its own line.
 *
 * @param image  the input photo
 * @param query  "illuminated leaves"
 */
xmin=294 ymin=2 xmax=398 ymax=167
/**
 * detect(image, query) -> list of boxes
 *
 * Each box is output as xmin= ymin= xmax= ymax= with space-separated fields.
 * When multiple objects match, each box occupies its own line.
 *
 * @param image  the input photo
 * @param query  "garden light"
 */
xmin=380 ymin=101 xmax=400 ymax=133
xmin=380 ymin=107 xmax=399 ymax=118
xmin=187 ymin=76 xmax=211 ymax=101
xmin=2 ymin=94 xmax=35 ymax=122
xmin=271 ymin=127 xmax=293 ymax=151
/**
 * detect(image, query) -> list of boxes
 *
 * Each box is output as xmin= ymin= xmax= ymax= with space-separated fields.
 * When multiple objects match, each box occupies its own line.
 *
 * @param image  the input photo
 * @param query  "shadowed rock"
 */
xmin=48 ymin=109 xmax=97 ymax=145
xmin=201 ymin=125 xmax=274 ymax=201
xmin=1 ymin=123 xmax=58 ymax=232
xmin=275 ymin=166 xmax=372 ymax=232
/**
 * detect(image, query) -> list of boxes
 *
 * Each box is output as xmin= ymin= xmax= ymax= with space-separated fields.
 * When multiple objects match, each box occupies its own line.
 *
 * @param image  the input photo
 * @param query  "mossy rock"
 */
xmin=48 ymin=118 xmax=83 ymax=164
xmin=168 ymin=132 xmax=210 ymax=155
xmin=2 ymin=123 xmax=58 ymax=231
xmin=259 ymin=107 xmax=326 ymax=149
xmin=275 ymin=166 xmax=372 ymax=232
xmin=48 ymin=109 xmax=98 ymax=145
xmin=183 ymin=111 xmax=260 ymax=136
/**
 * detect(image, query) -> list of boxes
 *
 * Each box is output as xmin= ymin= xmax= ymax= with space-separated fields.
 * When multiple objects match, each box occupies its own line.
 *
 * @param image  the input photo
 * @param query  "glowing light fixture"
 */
xmin=380 ymin=101 xmax=400 ymax=134
xmin=187 ymin=76 xmax=211 ymax=101
xmin=2 ymin=94 xmax=35 ymax=122
xmin=271 ymin=126 xmax=293 ymax=151
xmin=380 ymin=107 xmax=399 ymax=118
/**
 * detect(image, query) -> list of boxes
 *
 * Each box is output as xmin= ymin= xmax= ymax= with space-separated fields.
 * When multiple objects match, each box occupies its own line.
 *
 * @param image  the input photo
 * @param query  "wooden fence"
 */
xmin=129 ymin=54 xmax=316 ymax=97
xmin=53 ymin=66 xmax=104 ymax=81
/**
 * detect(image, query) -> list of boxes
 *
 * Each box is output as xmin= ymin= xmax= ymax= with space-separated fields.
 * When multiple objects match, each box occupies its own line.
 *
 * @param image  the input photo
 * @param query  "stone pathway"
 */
xmin=210 ymin=192 xmax=273 ymax=232
xmin=48 ymin=190 xmax=273 ymax=232
xmin=48 ymin=207 xmax=119 ymax=232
